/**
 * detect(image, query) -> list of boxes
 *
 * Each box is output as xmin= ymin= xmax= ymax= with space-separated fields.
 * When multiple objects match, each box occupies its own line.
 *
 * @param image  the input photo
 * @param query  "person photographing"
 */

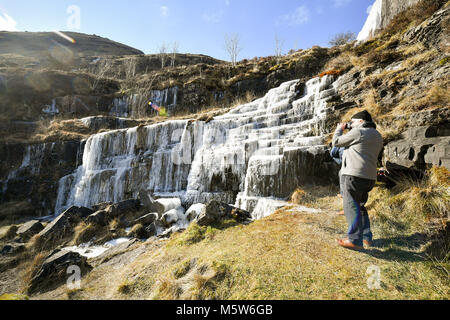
xmin=332 ymin=110 xmax=384 ymax=250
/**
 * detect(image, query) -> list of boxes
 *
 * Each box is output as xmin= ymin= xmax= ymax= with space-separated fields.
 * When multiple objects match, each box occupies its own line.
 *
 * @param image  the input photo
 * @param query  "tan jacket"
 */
xmin=332 ymin=123 xmax=384 ymax=181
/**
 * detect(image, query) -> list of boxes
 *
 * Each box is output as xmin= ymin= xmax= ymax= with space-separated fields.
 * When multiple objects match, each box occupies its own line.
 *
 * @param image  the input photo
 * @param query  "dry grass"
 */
xmin=0 ymin=293 xmax=29 ymax=300
xmin=29 ymin=188 xmax=450 ymax=300
xmin=403 ymin=49 xmax=439 ymax=69
xmin=230 ymin=91 xmax=258 ymax=109
xmin=396 ymin=80 xmax=450 ymax=113
xmin=368 ymin=167 xmax=449 ymax=261
xmin=65 ymin=288 xmax=85 ymax=300
xmin=33 ymin=118 xmax=93 ymax=143
xmin=72 ymin=222 xmax=103 ymax=245
xmin=21 ymin=251 xmax=49 ymax=293
xmin=72 ymin=221 xmax=126 ymax=246
xmin=318 ymin=70 xmax=342 ymax=78
xmin=400 ymin=43 xmax=427 ymax=57
xmin=323 ymin=51 xmax=355 ymax=72
xmin=377 ymin=118 xmax=408 ymax=143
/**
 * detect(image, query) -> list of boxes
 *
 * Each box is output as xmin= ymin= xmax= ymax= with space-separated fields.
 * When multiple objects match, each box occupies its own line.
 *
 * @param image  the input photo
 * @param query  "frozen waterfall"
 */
xmin=55 ymin=75 xmax=338 ymax=217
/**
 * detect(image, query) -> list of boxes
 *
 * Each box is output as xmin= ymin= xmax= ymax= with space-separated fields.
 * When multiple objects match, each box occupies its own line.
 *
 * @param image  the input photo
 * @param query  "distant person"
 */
xmin=332 ymin=110 xmax=383 ymax=250
xmin=330 ymin=146 xmax=345 ymax=215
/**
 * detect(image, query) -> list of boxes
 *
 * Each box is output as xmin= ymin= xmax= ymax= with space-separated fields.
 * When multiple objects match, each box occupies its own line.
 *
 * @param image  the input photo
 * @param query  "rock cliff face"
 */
xmin=0 ymin=141 xmax=84 ymax=217
xmin=358 ymin=0 xmax=421 ymax=41
xmin=384 ymin=124 xmax=450 ymax=171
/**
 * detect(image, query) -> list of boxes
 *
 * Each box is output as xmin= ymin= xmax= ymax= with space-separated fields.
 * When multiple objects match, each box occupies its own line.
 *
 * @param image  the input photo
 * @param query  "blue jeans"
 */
xmin=342 ymin=175 xmax=375 ymax=246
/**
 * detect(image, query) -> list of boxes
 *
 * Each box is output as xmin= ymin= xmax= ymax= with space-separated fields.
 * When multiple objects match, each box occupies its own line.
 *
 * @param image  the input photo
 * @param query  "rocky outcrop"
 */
xmin=403 ymin=5 xmax=450 ymax=47
xmin=384 ymin=124 xmax=450 ymax=172
xmin=186 ymin=203 xmax=206 ymax=222
xmin=0 ymin=140 xmax=84 ymax=217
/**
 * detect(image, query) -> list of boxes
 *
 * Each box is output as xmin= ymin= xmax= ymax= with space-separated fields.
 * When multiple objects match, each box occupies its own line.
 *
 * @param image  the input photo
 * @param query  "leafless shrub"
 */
xmin=171 ymin=41 xmax=179 ymax=68
xmin=224 ymin=33 xmax=243 ymax=67
xmin=274 ymin=34 xmax=285 ymax=64
xmin=329 ymin=31 xmax=356 ymax=46
xmin=159 ymin=43 xmax=168 ymax=69
xmin=89 ymin=59 xmax=113 ymax=90
xmin=129 ymin=74 xmax=158 ymax=119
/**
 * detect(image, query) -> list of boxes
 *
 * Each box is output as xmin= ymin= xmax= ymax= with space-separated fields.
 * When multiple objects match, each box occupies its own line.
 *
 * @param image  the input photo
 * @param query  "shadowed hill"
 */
xmin=0 ymin=31 xmax=144 ymax=60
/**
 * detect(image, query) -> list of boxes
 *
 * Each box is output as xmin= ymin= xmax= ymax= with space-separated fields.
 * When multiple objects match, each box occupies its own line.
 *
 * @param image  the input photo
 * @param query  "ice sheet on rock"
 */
xmin=250 ymin=198 xmax=289 ymax=220
xmin=64 ymin=237 xmax=132 ymax=259
xmin=156 ymin=198 xmax=182 ymax=212
xmin=357 ymin=0 xmax=383 ymax=41
xmin=55 ymin=75 xmax=339 ymax=219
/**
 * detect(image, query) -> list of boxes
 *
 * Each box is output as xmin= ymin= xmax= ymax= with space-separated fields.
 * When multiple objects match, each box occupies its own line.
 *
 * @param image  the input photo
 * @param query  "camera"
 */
xmin=344 ymin=122 xmax=352 ymax=130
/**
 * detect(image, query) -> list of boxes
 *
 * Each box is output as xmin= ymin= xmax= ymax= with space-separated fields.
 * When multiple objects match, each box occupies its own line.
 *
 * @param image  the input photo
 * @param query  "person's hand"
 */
xmin=338 ymin=123 xmax=347 ymax=131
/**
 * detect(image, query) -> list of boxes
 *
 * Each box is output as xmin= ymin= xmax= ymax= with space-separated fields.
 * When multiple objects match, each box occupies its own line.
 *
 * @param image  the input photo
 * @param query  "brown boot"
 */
xmin=336 ymin=239 xmax=364 ymax=251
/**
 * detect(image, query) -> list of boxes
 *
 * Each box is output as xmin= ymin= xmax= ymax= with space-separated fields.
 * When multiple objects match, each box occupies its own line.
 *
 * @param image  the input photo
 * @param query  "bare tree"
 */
xmin=329 ymin=31 xmax=357 ymax=47
xmin=124 ymin=57 xmax=137 ymax=79
xmin=130 ymin=74 xmax=158 ymax=119
xmin=224 ymin=33 xmax=243 ymax=67
xmin=274 ymin=34 xmax=285 ymax=64
xmin=89 ymin=59 xmax=113 ymax=91
xmin=171 ymin=41 xmax=179 ymax=68
xmin=120 ymin=57 xmax=137 ymax=90
xmin=159 ymin=43 xmax=168 ymax=69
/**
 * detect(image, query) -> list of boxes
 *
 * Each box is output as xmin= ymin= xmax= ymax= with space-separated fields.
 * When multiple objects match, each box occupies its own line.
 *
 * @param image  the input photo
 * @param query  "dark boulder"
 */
xmin=132 ymin=213 xmax=158 ymax=226
xmin=196 ymin=201 xmax=233 ymax=226
xmin=16 ymin=220 xmax=44 ymax=241
xmin=195 ymin=200 xmax=252 ymax=226
xmin=85 ymin=210 xmax=107 ymax=226
xmin=27 ymin=249 xmax=91 ymax=294
xmin=230 ymin=207 xmax=252 ymax=223
xmin=38 ymin=206 xmax=94 ymax=242
xmin=129 ymin=224 xmax=149 ymax=239
xmin=0 ymin=242 xmax=25 ymax=256
xmin=106 ymin=199 xmax=143 ymax=218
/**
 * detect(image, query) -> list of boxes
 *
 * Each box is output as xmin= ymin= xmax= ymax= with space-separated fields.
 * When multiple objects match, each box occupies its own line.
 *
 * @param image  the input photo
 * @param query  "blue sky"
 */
xmin=0 ymin=0 xmax=374 ymax=61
